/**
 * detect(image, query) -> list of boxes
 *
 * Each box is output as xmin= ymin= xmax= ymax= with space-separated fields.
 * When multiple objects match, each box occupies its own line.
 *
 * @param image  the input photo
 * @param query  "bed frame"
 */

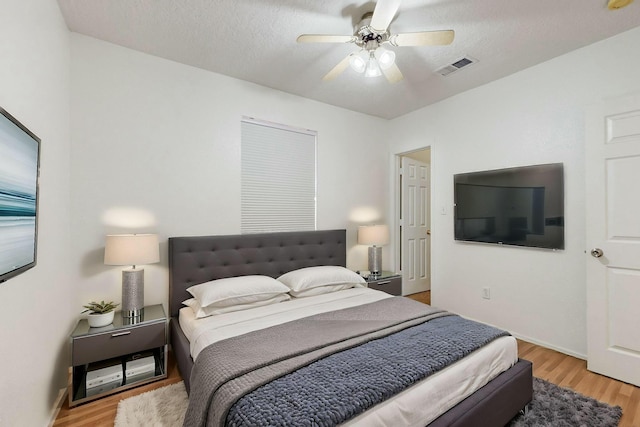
xmin=168 ymin=229 xmax=532 ymax=427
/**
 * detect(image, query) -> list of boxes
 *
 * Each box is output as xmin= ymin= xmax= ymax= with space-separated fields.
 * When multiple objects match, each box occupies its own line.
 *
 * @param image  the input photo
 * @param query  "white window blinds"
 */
xmin=241 ymin=118 xmax=317 ymax=234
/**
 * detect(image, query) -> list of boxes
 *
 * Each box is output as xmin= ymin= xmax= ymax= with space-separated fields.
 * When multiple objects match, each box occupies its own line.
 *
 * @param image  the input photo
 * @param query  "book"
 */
xmin=125 ymin=369 xmax=155 ymax=385
xmin=125 ymin=354 xmax=155 ymax=377
xmin=86 ymin=360 xmax=123 ymax=389
xmin=86 ymin=378 xmax=122 ymax=397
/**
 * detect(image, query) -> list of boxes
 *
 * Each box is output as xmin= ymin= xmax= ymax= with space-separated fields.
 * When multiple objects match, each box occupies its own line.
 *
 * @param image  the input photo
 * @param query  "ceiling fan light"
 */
xmin=376 ymin=48 xmax=396 ymax=69
xmin=365 ymin=56 xmax=382 ymax=78
xmin=349 ymin=53 xmax=367 ymax=73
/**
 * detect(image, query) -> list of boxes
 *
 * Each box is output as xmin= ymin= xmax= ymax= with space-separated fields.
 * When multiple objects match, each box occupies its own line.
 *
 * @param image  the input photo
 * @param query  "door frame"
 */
xmin=393 ymin=146 xmax=432 ymax=294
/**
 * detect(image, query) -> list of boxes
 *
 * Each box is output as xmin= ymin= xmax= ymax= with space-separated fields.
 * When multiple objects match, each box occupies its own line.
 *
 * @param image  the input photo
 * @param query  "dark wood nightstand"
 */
xmin=69 ymin=304 xmax=167 ymax=406
xmin=366 ymin=271 xmax=402 ymax=296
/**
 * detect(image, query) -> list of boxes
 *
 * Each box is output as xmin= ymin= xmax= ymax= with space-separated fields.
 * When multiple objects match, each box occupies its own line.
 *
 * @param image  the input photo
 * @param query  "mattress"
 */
xmin=179 ymin=288 xmax=518 ymax=426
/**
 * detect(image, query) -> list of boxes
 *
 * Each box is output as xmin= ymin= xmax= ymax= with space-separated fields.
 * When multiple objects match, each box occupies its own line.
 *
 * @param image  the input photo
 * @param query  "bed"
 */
xmin=169 ymin=229 xmax=532 ymax=426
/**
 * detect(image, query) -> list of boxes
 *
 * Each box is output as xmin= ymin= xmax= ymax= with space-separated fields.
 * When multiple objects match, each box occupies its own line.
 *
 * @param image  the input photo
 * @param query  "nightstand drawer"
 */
xmin=72 ymin=322 xmax=165 ymax=366
xmin=367 ymin=276 xmax=402 ymax=296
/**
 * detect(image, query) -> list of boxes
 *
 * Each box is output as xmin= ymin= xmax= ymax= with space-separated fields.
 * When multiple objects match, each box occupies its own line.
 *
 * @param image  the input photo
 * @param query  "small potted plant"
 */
xmin=82 ymin=300 xmax=119 ymax=328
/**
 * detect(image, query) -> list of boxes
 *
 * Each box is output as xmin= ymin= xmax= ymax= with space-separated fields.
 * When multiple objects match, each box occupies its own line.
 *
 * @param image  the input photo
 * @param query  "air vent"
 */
xmin=437 ymin=65 xmax=458 ymax=76
xmin=436 ymin=56 xmax=478 ymax=77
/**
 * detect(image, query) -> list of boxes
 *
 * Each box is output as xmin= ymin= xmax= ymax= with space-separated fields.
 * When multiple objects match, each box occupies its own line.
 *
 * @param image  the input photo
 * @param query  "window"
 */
xmin=241 ymin=117 xmax=317 ymax=233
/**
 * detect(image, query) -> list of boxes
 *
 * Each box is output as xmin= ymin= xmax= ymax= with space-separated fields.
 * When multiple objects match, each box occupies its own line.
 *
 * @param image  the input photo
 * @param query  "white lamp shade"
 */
xmin=358 ymin=225 xmax=390 ymax=246
xmin=375 ymin=48 xmax=396 ymax=69
xmin=349 ymin=52 xmax=367 ymax=73
xmin=104 ymin=234 xmax=160 ymax=266
xmin=364 ymin=55 xmax=382 ymax=77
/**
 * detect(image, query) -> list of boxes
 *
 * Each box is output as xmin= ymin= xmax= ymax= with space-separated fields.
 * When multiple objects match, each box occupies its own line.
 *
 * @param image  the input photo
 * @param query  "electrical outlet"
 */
xmin=482 ymin=287 xmax=491 ymax=299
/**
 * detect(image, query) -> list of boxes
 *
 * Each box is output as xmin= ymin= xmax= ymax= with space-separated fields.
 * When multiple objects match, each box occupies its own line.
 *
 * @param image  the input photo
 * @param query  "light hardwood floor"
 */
xmin=54 ymin=291 xmax=640 ymax=426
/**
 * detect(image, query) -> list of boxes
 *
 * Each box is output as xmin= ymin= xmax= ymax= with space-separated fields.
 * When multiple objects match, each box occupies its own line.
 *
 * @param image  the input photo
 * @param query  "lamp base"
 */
xmin=368 ymin=246 xmax=382 ymax=276
xmin=122 ymin=268 xmax=144 ymax=318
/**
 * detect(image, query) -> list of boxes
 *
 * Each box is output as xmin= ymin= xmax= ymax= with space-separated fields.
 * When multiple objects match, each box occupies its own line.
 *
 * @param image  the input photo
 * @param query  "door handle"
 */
xmin=427 ymin=230 xmax=431 ymax=235
xmin=590 ymin=248 xmax=604 ymax=258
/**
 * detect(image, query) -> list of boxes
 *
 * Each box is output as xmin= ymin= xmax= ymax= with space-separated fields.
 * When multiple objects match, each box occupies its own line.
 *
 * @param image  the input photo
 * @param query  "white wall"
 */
xmin=0 ymin=1 xmax=72 ymax=426
xmin=0 ymin=3 xmax=634 ymax=422
xmin=70 ymin=34 xmax=390 ymax=312
xmin=389 ymin=26 xmax=640 ymax=358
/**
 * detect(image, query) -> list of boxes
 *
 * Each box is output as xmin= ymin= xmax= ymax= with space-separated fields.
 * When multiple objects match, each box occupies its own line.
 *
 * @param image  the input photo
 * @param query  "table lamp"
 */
xmin=358 ymin=225 xmax=389 ymax=277
xmin=104 ymin=234 xmax=159 ymax=318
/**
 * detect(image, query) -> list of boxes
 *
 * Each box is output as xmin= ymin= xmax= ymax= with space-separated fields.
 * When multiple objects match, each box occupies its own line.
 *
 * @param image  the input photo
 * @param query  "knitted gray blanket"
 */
xmin=183 ymin=297 xmax=505 ymax=427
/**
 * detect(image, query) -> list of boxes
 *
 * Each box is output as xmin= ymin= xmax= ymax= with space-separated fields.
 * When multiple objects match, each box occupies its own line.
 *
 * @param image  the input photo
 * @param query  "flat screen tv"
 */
xmin=0 ymin=107 xmax=41 ymax=283
xmin=454 ymin=163 xmax=564 ymax=250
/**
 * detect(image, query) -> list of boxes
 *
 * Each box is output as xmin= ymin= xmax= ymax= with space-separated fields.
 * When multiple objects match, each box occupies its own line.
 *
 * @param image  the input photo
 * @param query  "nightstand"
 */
xmin=69 ymin=304 xmax=167 ymax=406
xmin=366 ymin=271 xmax=402 ymax=296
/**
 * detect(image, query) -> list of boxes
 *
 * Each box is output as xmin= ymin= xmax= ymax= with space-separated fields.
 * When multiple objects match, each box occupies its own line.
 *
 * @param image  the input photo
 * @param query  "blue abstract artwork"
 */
xmin=0 ymin=112 xmax=39 ymax=280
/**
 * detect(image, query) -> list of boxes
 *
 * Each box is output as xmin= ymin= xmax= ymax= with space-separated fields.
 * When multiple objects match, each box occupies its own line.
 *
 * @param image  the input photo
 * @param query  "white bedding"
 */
xmin=179 ymin=288 xmax=518 ymax=426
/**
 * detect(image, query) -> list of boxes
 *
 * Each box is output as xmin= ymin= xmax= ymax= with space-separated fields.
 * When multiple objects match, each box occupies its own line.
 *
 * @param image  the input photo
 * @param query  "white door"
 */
xmin=586 ymin=92 xmax=640 ymax=387
xmin=401 ymin=156 xmax=430 ymax=295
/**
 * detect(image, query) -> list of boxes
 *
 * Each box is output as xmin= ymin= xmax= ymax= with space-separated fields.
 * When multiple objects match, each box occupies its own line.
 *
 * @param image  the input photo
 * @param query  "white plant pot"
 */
xmin=87 ymin=310 xmax=115 ymax=328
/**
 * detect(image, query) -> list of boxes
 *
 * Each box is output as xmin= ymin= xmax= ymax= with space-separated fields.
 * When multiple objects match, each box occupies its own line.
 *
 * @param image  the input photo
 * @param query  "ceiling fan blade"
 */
xmin=389 ymin=30 xmax=455 ymax=46
xmin=297 ymin=34 xmax=356 ymax=44
xmin=370 ymin=0 xmax=401 ymax=32
xmin=382 ymin=63 xmax=404 ymax=84
xmin=322 ymin=54 xmax=352 ymax=81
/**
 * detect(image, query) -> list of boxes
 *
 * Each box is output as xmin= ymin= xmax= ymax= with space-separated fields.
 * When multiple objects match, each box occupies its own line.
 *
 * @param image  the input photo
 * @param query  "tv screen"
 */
xmin=0 ymin=107 xmax=41 ymax=283
xmin=454 ymin=163 xmax=564 ymax=250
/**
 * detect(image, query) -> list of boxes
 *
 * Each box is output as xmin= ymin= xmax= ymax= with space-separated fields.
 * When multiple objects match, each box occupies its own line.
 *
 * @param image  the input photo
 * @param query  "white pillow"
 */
xmin=187 ymin=275 xmax=290 ymax=308
xmin=182 ymin=294 xmax=291 ymax=319
xmin=289 ymin=283 xmax=365 ymax=298
xmin=277 ymin=266 xmax=365 ymax=292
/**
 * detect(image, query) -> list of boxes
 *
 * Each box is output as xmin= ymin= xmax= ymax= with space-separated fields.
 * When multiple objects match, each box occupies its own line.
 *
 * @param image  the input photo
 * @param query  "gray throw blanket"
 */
xmin=184 ymin=297 xmax=508 ymax=427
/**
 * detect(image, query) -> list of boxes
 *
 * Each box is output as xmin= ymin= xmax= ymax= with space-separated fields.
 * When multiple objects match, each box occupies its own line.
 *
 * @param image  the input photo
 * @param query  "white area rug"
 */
xmin=115 ymin=382 xmax=188 ymax=427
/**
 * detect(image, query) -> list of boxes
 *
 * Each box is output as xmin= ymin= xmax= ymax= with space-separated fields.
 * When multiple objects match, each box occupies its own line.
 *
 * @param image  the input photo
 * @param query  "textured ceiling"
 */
xmin=57 ymin=0 xmax=640 ymax=119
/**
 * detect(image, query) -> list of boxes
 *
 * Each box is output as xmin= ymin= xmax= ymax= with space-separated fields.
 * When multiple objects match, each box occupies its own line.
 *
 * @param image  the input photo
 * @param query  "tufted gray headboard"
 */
xmin=168 ymin=229 xmax=346 ymax=317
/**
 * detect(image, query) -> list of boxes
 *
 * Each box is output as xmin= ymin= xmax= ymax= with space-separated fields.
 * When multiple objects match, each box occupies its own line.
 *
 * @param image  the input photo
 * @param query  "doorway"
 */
xmin=395 ymin=148 xmax=431 ymax=295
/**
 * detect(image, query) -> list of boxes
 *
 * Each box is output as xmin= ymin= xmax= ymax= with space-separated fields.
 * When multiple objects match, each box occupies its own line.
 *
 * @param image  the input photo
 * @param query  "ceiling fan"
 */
xmin=296 ymin=0 xmax=454 ymax=83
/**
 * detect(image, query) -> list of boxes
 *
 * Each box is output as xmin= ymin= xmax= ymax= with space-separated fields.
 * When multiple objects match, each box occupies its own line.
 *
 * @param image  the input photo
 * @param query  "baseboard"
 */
xmin=510 ymin=331 xmax=587 ymax=360
xmin=48 ymin=386 xmax=68 ymax=427
xmin=459 ymin=314 xmax=587 ymax=361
